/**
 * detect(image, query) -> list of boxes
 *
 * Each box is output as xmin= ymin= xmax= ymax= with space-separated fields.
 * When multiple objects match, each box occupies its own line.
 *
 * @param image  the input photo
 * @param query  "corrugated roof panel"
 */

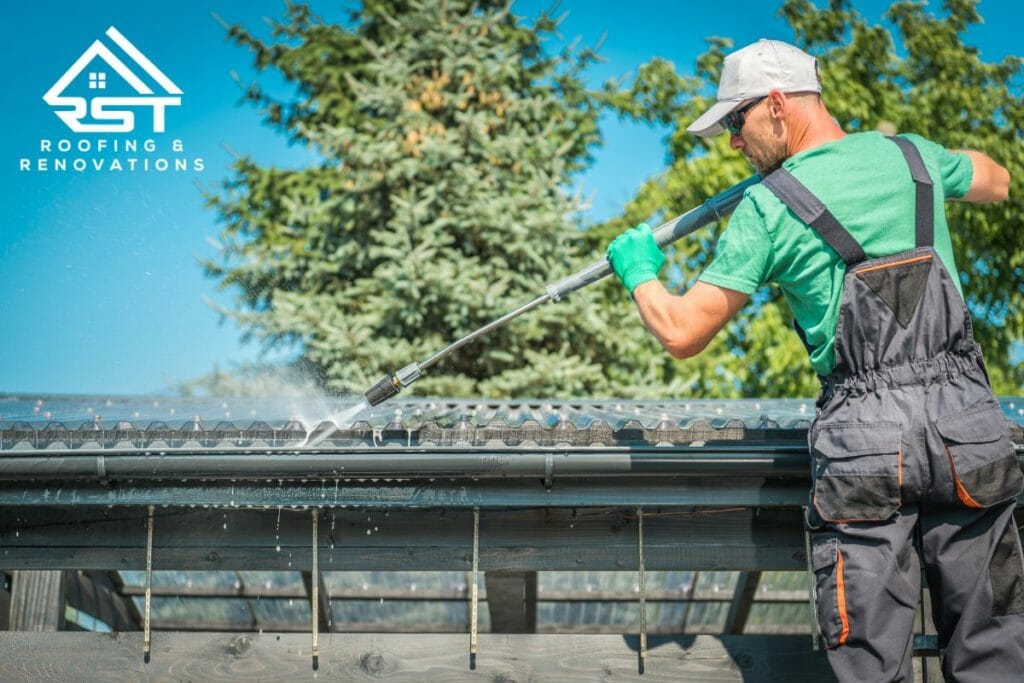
xmin=4 ymin=395 xmax=1021 ymax=451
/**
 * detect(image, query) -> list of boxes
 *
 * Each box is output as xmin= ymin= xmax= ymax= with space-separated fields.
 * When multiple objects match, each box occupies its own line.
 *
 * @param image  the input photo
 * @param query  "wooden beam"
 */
xmin=723 ymin=571 xmax=762 ymax=635
xmin=0 ymin=506 xmax=808 ymax=572
xmin=0 ymin=476 xmax=809 ymax=509
xmin=484 ymin=571 xmax=537 ymax=633
xmin=0 ymin=632 xmax=837 ymax=681
xmin=8 ymin=570 xmax=66 ymax=631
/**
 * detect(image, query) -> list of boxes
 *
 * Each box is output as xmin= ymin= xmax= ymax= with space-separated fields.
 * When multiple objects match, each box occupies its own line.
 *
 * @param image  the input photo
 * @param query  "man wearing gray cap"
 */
xmin=607 ymin=39 xmax=1023 ymax=681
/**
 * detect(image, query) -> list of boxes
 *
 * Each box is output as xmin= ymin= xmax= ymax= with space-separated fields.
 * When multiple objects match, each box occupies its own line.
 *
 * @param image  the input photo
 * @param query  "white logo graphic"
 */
xmin=43 ymin=26 xmax=182 ymax=133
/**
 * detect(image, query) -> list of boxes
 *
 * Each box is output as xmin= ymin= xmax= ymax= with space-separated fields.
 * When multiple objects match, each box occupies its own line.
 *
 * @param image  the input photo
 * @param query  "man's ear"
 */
xmin=767 ymin=90 xmax=786 ymax=119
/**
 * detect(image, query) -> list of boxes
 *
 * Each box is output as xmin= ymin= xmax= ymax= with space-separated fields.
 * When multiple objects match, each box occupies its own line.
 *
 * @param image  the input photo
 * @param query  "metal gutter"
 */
xmin=0 ymin=444 xmax=813 ymax=480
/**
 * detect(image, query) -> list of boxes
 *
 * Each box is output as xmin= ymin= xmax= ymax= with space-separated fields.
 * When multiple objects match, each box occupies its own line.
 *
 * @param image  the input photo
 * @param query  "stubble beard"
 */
xmin=745 ymin=136 xmax=788 ymax=176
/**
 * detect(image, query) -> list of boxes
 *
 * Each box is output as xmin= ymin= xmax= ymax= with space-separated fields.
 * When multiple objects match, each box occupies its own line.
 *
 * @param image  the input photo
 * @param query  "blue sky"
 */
xmin=0 ymin=1 xmax=1018 ymax=395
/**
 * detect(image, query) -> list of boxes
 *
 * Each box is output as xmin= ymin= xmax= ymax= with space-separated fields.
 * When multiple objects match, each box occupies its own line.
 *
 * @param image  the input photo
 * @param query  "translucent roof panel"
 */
xmin=99 ymin=569 xmax=853 ymax=634
xmin=133 ymin=596 xmax=252 ymax=627
xmin=324 ymin=571 xmax=468 ymax=596
xmin=120 ymin=570 xmax=241 ymax=592
xmin=332 ymin=600 xmax=488 ymax=632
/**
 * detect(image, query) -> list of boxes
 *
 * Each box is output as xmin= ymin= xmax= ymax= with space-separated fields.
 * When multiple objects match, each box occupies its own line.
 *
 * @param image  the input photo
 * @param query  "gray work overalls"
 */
xmin=762 ymin=137 xmax=1024 ymax=682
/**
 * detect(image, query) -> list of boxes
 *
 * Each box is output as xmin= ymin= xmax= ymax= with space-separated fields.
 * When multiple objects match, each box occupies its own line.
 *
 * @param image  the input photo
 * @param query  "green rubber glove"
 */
xmin=605 ymin=223 xmax=665 ymax=296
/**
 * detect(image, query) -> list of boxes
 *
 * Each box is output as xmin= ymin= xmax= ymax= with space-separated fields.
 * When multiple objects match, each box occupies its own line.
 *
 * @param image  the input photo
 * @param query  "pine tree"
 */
xmin=206 ymin=0 xmax=668 ymax=398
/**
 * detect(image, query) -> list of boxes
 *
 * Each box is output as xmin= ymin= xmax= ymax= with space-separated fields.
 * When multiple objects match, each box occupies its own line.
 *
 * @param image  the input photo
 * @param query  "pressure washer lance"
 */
xmin=363 ymin=175 xmax=761 ymax=407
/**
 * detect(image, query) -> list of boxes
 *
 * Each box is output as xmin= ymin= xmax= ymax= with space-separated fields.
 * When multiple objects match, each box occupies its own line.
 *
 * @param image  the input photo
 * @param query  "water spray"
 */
xmin=362 ymin=176 xmax=761 ymax=407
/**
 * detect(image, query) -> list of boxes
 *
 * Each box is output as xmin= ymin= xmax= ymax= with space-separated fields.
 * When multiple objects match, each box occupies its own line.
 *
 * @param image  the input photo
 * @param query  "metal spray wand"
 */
xmin=362 ymin=175 xmax=760 ymax=406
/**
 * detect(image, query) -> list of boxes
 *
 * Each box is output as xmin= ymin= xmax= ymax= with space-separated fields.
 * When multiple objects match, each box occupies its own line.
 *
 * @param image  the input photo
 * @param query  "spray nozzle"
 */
xmin=363 ymin=362 xmax=424 ymax=406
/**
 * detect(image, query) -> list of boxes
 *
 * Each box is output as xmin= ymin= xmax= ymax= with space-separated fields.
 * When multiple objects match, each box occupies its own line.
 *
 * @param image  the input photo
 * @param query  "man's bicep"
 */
xmin=956 ymin=150 xmax=1010 ymax=203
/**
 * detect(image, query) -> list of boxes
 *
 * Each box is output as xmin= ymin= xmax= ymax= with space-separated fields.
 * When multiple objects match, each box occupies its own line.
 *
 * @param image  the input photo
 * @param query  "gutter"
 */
xmin=0 ymin=444 xmax=814 ymax=481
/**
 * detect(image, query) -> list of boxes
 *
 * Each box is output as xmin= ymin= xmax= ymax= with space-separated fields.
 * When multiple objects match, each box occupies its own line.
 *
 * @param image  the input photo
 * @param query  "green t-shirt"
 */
xmin=698 ymin=131 xmax=974 ymax=376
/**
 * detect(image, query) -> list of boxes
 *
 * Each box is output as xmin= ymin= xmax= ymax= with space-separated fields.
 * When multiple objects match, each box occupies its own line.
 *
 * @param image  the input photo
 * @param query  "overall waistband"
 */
xmin=818 ymin=348 xmax=984 ymax=403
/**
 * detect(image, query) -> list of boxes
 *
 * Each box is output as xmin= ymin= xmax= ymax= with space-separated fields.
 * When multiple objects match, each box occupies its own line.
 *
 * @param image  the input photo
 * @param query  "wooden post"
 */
xmin=0 ymin=572 xmax=11 ymax=630
xmin=723 ymin=571 xmax=762 ymax=634
xmin=483 ymin=571 xmax=537 ymax=633
xmin=8 ymin=571 xmax=67 ymax=631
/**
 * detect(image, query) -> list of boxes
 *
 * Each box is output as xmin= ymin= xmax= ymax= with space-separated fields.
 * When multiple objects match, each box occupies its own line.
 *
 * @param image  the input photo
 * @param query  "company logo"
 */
xmin=43 ymin=26 xmax=182 ymax=134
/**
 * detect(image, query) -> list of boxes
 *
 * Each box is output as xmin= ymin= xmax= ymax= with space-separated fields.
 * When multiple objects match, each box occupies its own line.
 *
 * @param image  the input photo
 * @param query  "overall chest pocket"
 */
xmin=811 ymin=422 xmax=902 ymax=523
xmin=935 ymin=402 xmax=1022 ymax=509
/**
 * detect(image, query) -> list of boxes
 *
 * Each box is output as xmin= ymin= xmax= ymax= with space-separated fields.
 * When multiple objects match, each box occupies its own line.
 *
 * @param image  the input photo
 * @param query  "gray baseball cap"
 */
xmin=687 ymin=39 xmax=821 ymax=138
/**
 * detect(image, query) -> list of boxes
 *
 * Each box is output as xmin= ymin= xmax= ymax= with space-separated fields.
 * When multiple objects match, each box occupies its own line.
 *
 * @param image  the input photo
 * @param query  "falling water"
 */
xmin=301 ymin=399 xmax=371 ymax=448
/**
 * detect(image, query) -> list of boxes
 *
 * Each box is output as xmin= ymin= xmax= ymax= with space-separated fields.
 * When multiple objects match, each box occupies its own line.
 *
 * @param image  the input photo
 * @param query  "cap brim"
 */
xmin=686 ymin=98 xmax=743 ymax=138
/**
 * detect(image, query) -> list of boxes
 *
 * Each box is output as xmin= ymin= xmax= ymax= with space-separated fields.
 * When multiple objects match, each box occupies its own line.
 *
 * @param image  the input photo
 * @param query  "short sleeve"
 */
xmin=899 ymin=133 xmax=973 ymax=199
xmin=698 ymin=193 xmax=775 ymax=294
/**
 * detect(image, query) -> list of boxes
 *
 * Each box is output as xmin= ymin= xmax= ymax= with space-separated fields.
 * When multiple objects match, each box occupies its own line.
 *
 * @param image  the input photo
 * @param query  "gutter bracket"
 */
xmin=95 ymin=455 xmax=109 ymax=487
xmin=637 ymin=506 xmax=647 ymax=672
xmin=470 ymin=507 xmax=480 ymax=667
xmin=311 ymin=508 xmax=320 ymax=671
xmin=144 ymin=505 xmax=154 ymax=663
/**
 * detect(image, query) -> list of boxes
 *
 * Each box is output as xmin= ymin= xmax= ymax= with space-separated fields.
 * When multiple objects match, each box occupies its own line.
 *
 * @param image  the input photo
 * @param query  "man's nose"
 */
xmin=729 ymin=132 xmax=744 ymax=150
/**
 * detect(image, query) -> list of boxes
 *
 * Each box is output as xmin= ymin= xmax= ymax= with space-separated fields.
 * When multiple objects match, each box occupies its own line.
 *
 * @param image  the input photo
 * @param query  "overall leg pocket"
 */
xmin=811 ymin=422 xmax=902 ymax=523
xmin=935 ymin=401 xmax=1023 ymax=508
xmin=812 ymin=536 xmax=850 ymax=648
xmin=990 ymin=518 xmax=1024 ymax=617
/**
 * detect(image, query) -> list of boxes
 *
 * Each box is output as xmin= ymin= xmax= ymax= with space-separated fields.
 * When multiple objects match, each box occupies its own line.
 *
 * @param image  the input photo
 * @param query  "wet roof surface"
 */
xmin=2 ymin=395 xmax=1022 ymax=451
xmin=1 ymin=395 xmax=822 ymax=428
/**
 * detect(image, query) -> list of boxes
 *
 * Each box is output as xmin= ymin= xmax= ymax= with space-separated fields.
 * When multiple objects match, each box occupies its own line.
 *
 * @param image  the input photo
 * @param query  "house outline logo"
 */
xmin=43 ymin=26 xmax=182 ymax=134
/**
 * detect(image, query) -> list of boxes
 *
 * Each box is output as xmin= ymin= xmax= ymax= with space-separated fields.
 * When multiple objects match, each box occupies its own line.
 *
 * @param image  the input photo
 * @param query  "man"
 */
xmin=606 ymin=39 xmax=1023 ymax=682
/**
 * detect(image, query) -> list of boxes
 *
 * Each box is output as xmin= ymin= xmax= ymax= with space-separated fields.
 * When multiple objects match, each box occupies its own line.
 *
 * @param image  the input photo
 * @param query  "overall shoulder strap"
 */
xmin=886 ymin=136 xmax=934 ymax=248
xmin=761 ymin=168 xmax=867 ymax=266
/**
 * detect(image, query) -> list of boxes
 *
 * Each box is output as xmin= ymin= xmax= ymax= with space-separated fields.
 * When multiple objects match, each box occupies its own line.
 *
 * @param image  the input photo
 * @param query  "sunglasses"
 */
xmin=722 ymin=96 xmax=767 ymax=136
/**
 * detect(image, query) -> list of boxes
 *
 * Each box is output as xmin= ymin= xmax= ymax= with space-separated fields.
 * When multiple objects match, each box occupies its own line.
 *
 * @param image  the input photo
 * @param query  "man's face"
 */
xmin=727 ymin=97 xmax=788 ymax=176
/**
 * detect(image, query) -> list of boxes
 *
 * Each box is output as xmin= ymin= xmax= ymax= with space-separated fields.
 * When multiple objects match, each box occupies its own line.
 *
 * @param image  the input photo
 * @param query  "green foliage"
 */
xmin=596 ymin=0 xmax=1023 ymax=396
xmin=207 ymin=0 xmax=665 ymax=398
